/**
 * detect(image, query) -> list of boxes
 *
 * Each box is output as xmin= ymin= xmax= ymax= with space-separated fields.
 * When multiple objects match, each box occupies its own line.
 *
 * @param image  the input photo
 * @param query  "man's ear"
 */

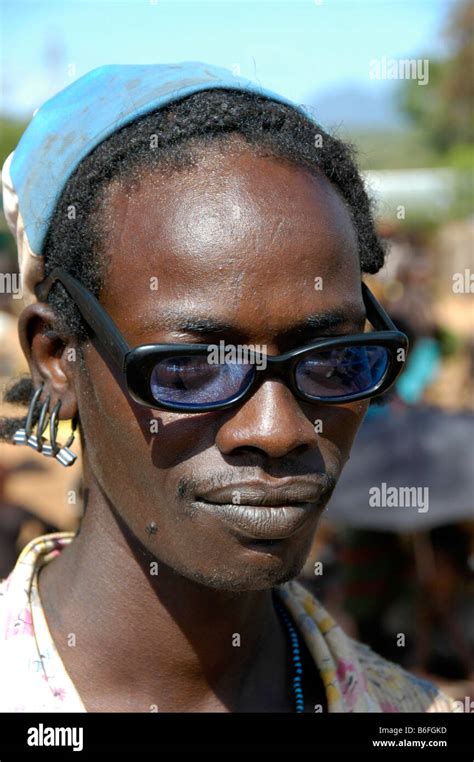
xmin=18 ymin=303 xmax=79 ymax=420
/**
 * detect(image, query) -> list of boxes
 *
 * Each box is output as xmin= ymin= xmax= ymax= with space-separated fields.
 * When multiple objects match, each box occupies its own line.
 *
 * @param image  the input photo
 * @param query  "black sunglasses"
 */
xmin=35 ymin=268 xmax=408 ymax=413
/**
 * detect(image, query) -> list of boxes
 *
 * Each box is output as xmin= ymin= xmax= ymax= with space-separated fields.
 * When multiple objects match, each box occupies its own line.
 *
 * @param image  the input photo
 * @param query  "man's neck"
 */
xmin=37 ymin=480 xmax=293 ymax=712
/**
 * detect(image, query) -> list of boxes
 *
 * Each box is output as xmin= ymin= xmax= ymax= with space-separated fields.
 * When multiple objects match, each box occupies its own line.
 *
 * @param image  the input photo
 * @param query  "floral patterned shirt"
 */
xmin=0 ymin=533 xmax=458 ymax=712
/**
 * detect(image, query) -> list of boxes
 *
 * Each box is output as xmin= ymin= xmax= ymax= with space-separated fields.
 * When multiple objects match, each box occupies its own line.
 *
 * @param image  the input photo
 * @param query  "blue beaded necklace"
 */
xmin=272 ymin=592 xmax=305 ymax=712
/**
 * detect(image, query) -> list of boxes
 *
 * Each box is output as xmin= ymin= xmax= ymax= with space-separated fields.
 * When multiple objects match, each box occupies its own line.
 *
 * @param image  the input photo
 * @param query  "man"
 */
xmin=0 ymin=62 xmax=456 ymax=712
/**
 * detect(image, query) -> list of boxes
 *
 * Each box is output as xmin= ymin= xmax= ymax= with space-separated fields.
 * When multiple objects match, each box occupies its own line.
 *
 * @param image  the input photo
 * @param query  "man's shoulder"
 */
xmin=282 ymin=580 xmax=459 ymax=713
xmin=0 ymin=532 xmax=75 ymax=635
xmin=349 ymin=638 xmax=460 ymax=712
xmin=0 ymin=534 xmax=81 ymax=712
xmin=0 ymin=573 xmax=15 ymax=628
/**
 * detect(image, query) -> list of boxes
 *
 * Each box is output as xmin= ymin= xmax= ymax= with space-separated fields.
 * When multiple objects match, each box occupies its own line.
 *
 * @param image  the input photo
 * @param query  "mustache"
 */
xmin=176 ymin=470 xmax=338 ymax=502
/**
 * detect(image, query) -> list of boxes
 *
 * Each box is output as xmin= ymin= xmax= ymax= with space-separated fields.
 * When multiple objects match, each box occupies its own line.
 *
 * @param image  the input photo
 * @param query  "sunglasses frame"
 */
xmin=35 ymin=267 xmax=408 ymax=413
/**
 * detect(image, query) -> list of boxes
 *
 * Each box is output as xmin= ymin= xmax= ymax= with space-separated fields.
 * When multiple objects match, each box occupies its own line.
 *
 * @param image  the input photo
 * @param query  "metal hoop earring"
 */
xmin=35 ymin=395 xmax=55 ymax=457
xmin=49 ymin=400 xmax=78 ymax=467
xmin=12 ymin=383 xmax=44 ymax=447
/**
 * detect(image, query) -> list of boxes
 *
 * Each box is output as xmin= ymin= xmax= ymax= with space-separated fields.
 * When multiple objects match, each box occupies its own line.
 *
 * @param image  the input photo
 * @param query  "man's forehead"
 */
xmin=102 ymin=149 xmax=358 ymax=267
xmin=101 ymin=148 xmax=363 ymax=331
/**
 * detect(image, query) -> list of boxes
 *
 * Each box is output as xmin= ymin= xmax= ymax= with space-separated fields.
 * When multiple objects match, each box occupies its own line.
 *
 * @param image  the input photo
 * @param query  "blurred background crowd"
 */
xmin=0 ymin=0 xmax=472 ymax=706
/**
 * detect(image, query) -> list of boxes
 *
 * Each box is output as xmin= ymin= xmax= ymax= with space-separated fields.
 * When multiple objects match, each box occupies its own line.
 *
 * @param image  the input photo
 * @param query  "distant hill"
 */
xmin=303 ymin=86 xmax=440 ymax=170
xmin=307 ymin=84 xmax=407 ymax=132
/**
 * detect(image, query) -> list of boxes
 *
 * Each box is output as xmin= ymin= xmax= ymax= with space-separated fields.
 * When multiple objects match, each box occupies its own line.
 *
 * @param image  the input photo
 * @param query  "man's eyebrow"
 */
xmin=141 ymin=303 xmax=366 ymax=338
xmin=271 ymin=306 xmax=367 ymax=339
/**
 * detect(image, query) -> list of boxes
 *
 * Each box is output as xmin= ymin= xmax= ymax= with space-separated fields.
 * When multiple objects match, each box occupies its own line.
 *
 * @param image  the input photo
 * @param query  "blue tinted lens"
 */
xmin=295 ymin=345 xmax=389 ymax=399
xmin=150 ymin=356 xmax=255 ymax=407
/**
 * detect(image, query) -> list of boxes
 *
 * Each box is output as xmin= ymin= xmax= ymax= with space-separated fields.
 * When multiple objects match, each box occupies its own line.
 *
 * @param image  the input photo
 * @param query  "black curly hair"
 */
xmin=0 ymin=88 xmax=386 ymax=440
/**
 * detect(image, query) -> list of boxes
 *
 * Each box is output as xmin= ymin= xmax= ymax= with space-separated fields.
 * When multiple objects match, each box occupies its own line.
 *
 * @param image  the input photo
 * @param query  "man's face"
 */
xmin=76 ymin=140 xmax=368 ymax=590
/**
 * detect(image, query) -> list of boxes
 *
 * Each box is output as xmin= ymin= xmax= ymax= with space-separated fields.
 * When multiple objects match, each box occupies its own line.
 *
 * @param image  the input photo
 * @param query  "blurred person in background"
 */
xmin=415 ymin=524 xmax=473 ymax=684
xmin=0 ymin=461 xmax=57 ymax=579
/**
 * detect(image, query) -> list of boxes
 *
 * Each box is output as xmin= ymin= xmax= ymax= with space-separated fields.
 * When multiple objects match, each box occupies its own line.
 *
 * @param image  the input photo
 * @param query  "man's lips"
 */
xmin=196 ymin=479 xmax=327 ymax=507
xmin=194 ymin=478 xmax=329 ymax=540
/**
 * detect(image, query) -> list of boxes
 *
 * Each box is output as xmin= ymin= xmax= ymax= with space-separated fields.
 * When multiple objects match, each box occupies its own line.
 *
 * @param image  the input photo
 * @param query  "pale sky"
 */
xmin=0 ymin=0 xmax=452 ymax=119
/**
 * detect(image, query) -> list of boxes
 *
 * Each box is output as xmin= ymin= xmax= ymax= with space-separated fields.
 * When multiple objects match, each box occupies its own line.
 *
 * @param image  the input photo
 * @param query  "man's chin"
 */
xmin=180 ymin=544 xmax=308 ymax=592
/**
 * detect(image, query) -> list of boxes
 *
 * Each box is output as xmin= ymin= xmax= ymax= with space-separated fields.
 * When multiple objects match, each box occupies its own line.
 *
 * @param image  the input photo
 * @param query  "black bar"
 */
xmin=0 ymin=712 xmax=471 ymax=758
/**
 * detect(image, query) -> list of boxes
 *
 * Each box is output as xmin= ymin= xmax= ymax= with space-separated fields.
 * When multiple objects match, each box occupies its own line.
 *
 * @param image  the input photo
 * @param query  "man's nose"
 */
xmin=215 ymin=377 xmax=320 ymax=459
